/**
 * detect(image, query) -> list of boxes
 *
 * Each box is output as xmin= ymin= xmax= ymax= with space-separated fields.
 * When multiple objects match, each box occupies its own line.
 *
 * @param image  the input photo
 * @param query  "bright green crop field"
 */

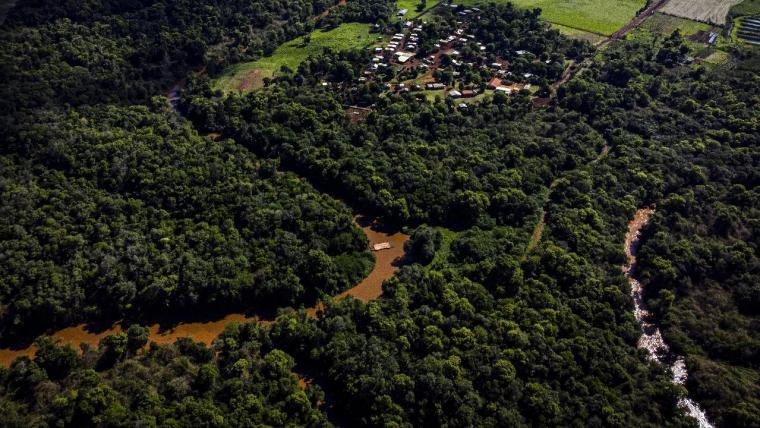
xmin=460 ymin=0 xmax=646 ymax=36
xmin=214 ymin=23 xmax=377 ymax=93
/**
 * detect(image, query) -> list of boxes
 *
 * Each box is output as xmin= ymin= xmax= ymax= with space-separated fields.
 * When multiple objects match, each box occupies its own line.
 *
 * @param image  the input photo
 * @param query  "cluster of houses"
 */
xmin=357 ymin=7 xmax=544 ymax=101
xmin=360 ymin=22 xmax=426 ymax=82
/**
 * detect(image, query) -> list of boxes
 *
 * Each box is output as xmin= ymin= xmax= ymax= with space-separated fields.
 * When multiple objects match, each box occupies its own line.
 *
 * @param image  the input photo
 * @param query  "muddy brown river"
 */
xmin=625 ymin=208 xmax=713 ymax=428
xmin=0 ymin=215 xmax=408 ymax=367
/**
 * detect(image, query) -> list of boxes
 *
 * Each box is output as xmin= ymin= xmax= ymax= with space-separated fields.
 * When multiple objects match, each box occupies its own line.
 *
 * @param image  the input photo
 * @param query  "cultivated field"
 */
xmin=629 ymin=12 xmax=722 ymax=51
xmin=640 ymin=12 xmax=717 ymax=37
xmin=460 ymin=0 xmax=646 ymax=35
xmin=214 ymin=23 xmax=376 ymax=93
xmin=660 ymin=0 xmax=742 ymax=25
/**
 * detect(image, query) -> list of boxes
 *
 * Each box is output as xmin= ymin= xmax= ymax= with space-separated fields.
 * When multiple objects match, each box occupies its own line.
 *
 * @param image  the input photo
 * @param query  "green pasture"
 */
xmin=394 ymin=0 xmax=438 ymax=21
xmin=214 ymin=23 xmax=377 ymax=93
xmin=396 ymin=0 xmax=425 ymax=15
xmin=459 ymin=0 xmax=646 ymax=36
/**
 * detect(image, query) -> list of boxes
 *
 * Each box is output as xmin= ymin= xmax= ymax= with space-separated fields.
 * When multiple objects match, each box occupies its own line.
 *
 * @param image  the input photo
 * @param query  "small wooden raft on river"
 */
xmin=372 ymin=242 xmax=392 ymax=251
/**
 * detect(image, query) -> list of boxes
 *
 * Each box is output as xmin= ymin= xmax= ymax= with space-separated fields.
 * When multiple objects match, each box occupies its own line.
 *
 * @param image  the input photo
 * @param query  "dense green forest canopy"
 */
xmin=0 ymin=1 xmax=759 ymax=427
xmin=317 ymin=0 xmax=396 ymax=28
xmin=0 ymin=0 xmax=334 ymax=110
xmin=549 ymin=34 xmax=760 ymax=427
xmin=186 ymin=82 xmax=604 ymax=227
xmin=0 ymin=105 xmax=372 ymax=341
xmin=1 ymin=327 xmax=329 ymax=427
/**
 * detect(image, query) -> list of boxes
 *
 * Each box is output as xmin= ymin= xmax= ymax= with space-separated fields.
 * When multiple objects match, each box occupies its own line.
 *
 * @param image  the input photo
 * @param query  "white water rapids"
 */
xmin=624 ymin=208 xmax=713 ymax=428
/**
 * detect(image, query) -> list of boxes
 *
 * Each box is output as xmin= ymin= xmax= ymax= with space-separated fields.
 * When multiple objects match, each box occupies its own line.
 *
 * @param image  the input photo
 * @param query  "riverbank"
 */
xmin=624 ymin=207 xmax=713 ymax=428
xmin=0 ymin=215 xmax=408 ymax=367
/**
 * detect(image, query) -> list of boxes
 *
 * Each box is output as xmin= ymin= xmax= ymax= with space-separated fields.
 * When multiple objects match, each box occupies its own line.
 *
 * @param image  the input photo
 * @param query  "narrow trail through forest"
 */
xmin=524 ymin=144 xmax=609 ymax=257
xmin=624 ymin=208 xmax=714 ymax=428
xmin=535 ymin=0 xmax=659 ymax=250
xmin=0 ymin=215 xmax=408 ymax=367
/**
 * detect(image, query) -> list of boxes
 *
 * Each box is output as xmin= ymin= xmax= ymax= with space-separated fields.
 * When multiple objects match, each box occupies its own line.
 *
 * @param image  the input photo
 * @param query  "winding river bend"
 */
xmin=624 ymin=208 xmax=713 ymax=428
xmin=0 ymin=215 xmax=408 ymax=367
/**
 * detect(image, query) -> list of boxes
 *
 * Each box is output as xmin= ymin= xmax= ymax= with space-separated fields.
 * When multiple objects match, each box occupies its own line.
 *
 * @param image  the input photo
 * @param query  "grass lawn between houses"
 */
xmin=214 ymin=23 xmax=378 ymax=93
xmin=396 ymin=0 xmax=425 ymax=15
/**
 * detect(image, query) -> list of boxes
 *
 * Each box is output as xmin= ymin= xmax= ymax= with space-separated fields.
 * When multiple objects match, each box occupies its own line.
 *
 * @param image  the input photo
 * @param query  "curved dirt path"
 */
xmin=0 ymin=215 xmax=408 ymax=367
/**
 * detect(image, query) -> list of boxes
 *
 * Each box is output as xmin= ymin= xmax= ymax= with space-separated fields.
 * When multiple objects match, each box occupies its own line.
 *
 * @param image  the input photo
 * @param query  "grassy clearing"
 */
xmin=394 ymin=0 xmax=437 ymax=21
xmin=731 ymin=0 xmax=760 ymax=17
xmin=703 ymin=49 xmax=732 ymax=64
xmin=396 ymin=0 xmax=424 ymax=14
xmin=458 ymin=93 xmax=489 ymax=104
xmin=428 ymin=227 xmax=459 ymax=270
xmin=214 ymin=23 xmax=377 ymax=93
xmin=551 ymin=23 xmax=607 ymax=44
xmin=459 ymin=0 xmax=646 ymax=36
xmin=424 ymin=89 xmax=447 ymax=102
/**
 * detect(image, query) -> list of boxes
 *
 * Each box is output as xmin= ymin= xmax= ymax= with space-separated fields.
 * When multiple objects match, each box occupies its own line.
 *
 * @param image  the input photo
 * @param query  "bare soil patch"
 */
xmin=237 ymin=69 xmax=265 ymax=92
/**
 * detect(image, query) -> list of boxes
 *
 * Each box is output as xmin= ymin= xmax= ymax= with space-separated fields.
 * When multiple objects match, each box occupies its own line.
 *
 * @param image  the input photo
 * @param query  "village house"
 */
xmin=395 ymin=52 xmax=414 ymax=63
